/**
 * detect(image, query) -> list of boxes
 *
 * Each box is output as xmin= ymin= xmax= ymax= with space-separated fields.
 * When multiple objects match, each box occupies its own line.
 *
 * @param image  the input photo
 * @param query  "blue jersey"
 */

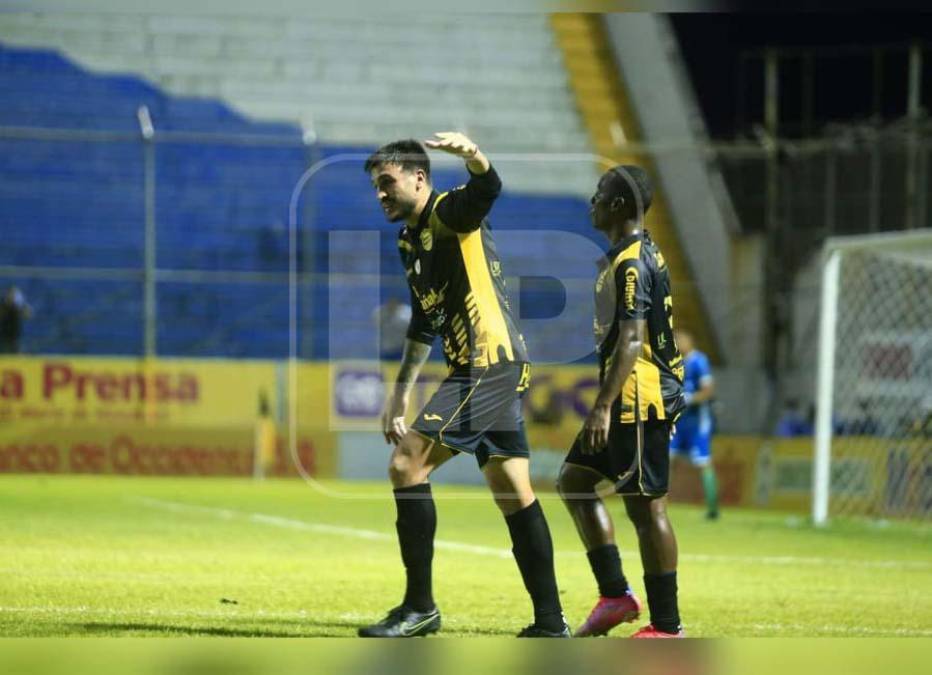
xmin=680 ymin=350 xmax=713 ymax=434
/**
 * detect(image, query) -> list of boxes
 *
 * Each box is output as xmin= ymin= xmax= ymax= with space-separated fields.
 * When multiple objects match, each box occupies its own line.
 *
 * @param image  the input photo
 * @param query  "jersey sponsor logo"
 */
xmin=624 ymin=266 xmax=639 ymax=312
xmin=420 ymin=228 xmax=433 ymax=252
xmin=423 ymin=413 xmax=442 ymax=422
xmin=417 ymin=283 xmax=448 ymax=313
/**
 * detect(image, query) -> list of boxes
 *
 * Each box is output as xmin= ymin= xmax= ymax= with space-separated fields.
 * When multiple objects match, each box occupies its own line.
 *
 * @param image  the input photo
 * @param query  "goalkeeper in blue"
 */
xmin=670 ymin=327 xmax=719 ymax=520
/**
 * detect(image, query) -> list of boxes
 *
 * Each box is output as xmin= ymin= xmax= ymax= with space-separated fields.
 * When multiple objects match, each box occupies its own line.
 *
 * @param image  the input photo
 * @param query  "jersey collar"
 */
xmin=598 ymin=230 xmax=647 ymax=270
xmin=606 ymin=230 xmax=645 ymax=259
xmin=411 ymin=190 xmax=439 ymax=232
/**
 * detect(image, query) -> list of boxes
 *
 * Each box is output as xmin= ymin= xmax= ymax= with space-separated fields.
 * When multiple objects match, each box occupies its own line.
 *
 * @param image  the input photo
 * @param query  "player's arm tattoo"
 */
xmin=394 ymin=338 xmax=432 ymax=400
xmin=594 ymin=319 xmax=646 ymax=411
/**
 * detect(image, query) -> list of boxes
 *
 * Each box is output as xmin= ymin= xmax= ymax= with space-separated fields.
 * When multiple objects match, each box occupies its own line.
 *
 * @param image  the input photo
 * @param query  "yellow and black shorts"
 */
xmin=411 ymin=361 xmax=531 ymax=469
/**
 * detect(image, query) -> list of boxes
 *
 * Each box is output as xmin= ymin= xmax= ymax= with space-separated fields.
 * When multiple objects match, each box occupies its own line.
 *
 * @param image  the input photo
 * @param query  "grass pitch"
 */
xmin=0 ymin=475 xmax=929 ymax=637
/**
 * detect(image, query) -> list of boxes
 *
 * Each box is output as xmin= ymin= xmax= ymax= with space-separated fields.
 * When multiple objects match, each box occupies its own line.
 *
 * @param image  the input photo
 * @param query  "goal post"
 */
xmin=813 ymin=230 xmax=932 ymax=525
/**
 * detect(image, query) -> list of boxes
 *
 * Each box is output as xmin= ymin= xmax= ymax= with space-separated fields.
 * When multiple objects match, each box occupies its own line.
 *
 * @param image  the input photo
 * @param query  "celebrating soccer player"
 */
xmin=670 ymin=327 xmax=720 ymax=520
xmin=557 ymin=166 xmax=687 ymax=638
xmin=358 ymin=133 xmax=569 ymax=638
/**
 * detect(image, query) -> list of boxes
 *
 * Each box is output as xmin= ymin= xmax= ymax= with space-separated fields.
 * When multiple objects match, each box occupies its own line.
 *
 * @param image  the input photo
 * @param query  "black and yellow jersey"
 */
xmin=594 ymin=230 xmax=685 ymax=424
xmin=399 ymin=165 xmax=529 ymax=369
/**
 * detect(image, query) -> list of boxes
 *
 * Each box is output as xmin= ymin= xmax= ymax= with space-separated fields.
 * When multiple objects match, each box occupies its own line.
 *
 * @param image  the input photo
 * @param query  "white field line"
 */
xmin=131 ymin=497 xmax=932 ymax=571
xmin=133 ymin=497 xmax=512 ymax=559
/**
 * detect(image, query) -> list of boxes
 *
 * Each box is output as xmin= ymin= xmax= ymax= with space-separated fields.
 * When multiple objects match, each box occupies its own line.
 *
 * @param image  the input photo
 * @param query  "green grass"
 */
xmin=0 ymin=475 xmax=929 ymax=637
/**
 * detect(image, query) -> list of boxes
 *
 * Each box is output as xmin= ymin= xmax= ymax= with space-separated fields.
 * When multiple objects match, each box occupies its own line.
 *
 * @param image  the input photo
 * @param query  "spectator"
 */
xmin=842 ymin=398 xmax=881 ymax=436
xmin=0 ymin=286 xmax=32 ymax=354
xmin=372 ymin=297 xmax=412 ymax=361
xmin=775 ymin=398 xmax=812 ymax=437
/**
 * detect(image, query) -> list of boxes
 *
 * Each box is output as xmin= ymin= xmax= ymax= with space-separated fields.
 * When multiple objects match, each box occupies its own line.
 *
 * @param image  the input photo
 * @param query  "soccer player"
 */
xmin=357 ymin=133 xmax=569 ymax=638
xmin=557 ymin=166 xmax=687 ymax=638
xmin=670 ymin=327 xmax=719 ymax=520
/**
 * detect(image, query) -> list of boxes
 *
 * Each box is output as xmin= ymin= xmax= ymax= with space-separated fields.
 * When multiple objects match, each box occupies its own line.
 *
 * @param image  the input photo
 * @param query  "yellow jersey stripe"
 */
xmin=457 ymin=230 xmax=514 ymax=366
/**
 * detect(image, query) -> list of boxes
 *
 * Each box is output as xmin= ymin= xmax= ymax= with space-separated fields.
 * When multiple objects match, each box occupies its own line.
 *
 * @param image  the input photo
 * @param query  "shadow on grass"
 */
xmin=68 ymin=620 xmax=356 ymax=637
xmin=67 ymin=619 xmax=517 ymax=638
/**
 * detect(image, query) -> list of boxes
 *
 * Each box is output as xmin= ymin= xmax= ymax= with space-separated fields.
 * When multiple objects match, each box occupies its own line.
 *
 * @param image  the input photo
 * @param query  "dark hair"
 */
xmin=607 ymin=165 xmax=652 ymax=219
xmin=364 ymin=139 xmax=431 ymax=179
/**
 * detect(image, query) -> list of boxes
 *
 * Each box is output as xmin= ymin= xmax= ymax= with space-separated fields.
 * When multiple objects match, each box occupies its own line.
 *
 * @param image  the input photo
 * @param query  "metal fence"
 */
xmin=2 ymin=119 xmax=929 ymax=373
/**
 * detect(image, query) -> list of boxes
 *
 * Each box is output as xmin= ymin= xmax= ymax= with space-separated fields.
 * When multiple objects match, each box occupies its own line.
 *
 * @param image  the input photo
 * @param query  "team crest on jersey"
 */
xmin=420 ymin=228 xmax=433 ymax=251
xmin=490 ymin=260 xmax=501 ymax=277
xmin=414 ymin=259 xmax=421 ymax=275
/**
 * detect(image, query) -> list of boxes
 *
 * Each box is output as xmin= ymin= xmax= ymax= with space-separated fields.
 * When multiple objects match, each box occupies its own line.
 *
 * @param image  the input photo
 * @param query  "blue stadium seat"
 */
xmin=1 ymin=42 xmax=596 ymax=361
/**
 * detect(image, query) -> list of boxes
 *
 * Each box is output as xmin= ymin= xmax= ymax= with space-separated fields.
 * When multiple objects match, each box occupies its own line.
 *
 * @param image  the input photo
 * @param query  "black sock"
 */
xmin=505 ymin=500 xmax=564 ymax=632
xmin=643 ymin=572 xmax=680 ymax=634
xmin=586 ymin=544 xmax=629 ymax=598
xmin=393 ymin=483 xmax=436 ymax=612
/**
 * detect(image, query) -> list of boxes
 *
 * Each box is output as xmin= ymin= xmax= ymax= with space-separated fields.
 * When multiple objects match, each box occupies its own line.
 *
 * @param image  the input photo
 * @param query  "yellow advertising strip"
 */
xmin=3 ymin=355 xmax=924 ymax=519
xmin=0 ymin=355 xmax=279 ymax=429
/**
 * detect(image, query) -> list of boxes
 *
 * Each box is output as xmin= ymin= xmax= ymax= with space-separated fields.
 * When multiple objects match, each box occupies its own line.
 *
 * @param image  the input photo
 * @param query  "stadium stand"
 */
xmin=0 ymin=13 xmax=595 ymax=195
xmin=0 ymin=32 xmax=597 ymax=360
xmin=0 ymin=12 xmax=722 ymax=364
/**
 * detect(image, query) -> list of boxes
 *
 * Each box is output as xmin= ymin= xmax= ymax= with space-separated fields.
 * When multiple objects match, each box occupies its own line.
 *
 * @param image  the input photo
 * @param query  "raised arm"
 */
xmin=424 ymin=131 xmax=502 ymax=232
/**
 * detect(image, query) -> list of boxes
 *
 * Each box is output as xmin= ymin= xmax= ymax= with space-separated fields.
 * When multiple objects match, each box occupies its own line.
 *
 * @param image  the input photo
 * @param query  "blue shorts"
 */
xmin=670 ymin=421 xmax=712 ymax=467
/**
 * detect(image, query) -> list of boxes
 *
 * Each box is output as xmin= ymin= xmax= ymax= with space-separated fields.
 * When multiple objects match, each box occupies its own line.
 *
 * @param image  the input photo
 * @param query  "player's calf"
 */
xmin=485 ymin=457 xmax=569 ymax=636
xmin=624 ymin=496 xmax=683 ymax=636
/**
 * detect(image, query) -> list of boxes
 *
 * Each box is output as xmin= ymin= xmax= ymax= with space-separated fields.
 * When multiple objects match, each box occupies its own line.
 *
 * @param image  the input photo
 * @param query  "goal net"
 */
xmin=814 ymin=230 xmax=932 ymax=524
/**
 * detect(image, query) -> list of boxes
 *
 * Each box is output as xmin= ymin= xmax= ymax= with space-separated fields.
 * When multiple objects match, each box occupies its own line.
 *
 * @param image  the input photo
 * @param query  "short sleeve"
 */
xmin=406 ymin=287 xmax=436 ymax=346
xmin=615 ymin=258 xmax=652 ymax=320
xmin=695 ymin=352 xmax=714 ymax=384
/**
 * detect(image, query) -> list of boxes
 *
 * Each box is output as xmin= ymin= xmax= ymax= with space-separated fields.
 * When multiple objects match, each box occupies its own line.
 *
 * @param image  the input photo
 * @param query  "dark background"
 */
xmin=671 ymin=14 xmax=932 ymax=137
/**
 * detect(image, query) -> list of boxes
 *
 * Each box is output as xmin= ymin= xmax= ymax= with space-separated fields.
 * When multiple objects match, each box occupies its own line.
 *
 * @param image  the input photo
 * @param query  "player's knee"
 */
xmin=555 ymin=469 xmax=572 ymax=500
xmin=556 ymin=465 xmax=593 ymax=501
xmin=628 ymin=497 xmax=668 ymax=530
xmin=624 ymin=497 xmax=651 ymax=528
xmin=388 ymin=439 xmax=430 ymax=488
xmin=387 ymin=453 xmax=405 ymax=486
xmin=387 ymin=445 xmax=419 ymax=487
